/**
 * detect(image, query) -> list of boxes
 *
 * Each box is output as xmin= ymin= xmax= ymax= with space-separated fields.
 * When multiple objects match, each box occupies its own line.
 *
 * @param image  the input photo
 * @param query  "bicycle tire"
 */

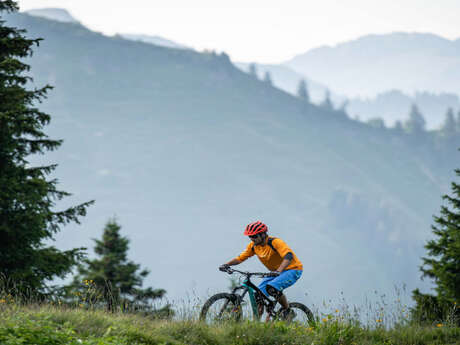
xmin=276 ymin=302 xmax=315 ymax=325
xmin=200 ymin=293 xmax=242 ymax=323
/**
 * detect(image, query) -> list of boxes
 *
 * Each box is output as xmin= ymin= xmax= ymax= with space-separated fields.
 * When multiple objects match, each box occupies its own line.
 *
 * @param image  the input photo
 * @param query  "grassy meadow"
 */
xmin=1 ymin=293 xmax=459 ymax=345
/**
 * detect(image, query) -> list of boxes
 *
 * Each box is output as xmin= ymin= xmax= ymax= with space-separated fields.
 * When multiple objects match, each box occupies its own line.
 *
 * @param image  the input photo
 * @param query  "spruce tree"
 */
xmin=456 ymin=111 xmax=460 ymax=133
xmin=0 ymin=0 xmax=93 ymax=295
xmin=441 ymin=107 xmax=456 ymax=138
xmin=263 ymin=71 xmax=273 ymax=86
xmin=404 ymin=104 xmax=426 ymax=135
xmin=366 ymin=118 xmax=385 ymax=129
xmin=320 ymin=89 xmax=334 ymax=111
xmin=248 ymin=63 xmax=258 ymax=79
xmin=412 ymin=165 xmax=460 ymax=324
xmin=393 ymin=120 xmax=404 ymax=135
xmin=296 ymin=79 xmax=309 ymax=102
xmin=70 ymin=218 xmax=169 ymax=315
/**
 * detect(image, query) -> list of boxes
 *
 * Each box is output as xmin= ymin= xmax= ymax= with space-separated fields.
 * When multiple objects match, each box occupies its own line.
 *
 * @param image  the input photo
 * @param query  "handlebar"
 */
xmin=220 ymin=267 xmax=279 ymax=278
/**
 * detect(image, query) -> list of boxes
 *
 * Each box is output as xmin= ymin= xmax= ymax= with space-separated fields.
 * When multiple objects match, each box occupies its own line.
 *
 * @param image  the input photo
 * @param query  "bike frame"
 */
xmin=231 ymin=275 xmax=277 ymax=320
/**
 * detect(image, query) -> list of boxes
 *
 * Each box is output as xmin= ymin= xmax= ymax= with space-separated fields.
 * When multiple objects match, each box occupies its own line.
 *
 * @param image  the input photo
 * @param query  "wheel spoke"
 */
xmin=200 ymin=293 xmax=242 ymax=323
xmin=217 ymin=299 xmax=231 ymax=318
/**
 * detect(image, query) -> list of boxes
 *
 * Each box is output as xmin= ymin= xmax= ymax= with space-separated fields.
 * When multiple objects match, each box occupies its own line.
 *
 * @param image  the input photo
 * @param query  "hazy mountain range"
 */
xmin=5 ymin=11 xmax=459 ymax=310
xmin=284 ymin=32 xmax=460 ymax=98
xmin=25 ymin=9 xmax=460 ymax=129
xmin=238 ymin=63 xmax=460 ymax=129
xmin=25 ymin=8 xmax=79 ymax=23
xmin=348 ymin=90 xmax=460 ymax=128
xmin=235 ymin=62 xmax=338 ymax=105
xmin=119 ymin=33 xmax=190 ymax=50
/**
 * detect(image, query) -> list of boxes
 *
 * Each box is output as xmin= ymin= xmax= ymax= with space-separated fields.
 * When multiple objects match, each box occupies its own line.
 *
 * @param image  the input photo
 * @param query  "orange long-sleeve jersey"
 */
xmin=236 ymin=237 xmax=303 ymax=271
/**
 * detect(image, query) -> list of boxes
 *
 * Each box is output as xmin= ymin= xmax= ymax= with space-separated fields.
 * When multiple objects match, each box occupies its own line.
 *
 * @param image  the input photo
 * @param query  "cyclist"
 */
xmin=219 ymin=221 xmax=303 ymax=318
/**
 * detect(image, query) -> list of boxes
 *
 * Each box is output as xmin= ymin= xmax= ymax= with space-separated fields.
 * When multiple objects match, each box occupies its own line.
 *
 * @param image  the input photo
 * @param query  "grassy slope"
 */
xmin=0 ymin=305 xmax=459 ymax=345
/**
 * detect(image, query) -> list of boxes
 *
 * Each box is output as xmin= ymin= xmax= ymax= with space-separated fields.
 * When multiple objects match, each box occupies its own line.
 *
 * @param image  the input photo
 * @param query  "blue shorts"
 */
xmin=258 ymin=269 xmax=302 ymax=297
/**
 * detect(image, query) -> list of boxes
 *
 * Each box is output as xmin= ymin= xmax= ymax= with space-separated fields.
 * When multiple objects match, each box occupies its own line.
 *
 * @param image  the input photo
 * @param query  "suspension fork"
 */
xmin=241 ymin=283 xmax=260 ymax=320
xmin=231 ymin=286 xmax=248 ymax=309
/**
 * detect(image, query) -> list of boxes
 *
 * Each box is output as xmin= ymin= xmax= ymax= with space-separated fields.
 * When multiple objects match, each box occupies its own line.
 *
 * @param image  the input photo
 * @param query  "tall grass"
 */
xmin=1 ymin=304 xmax=459 ymax=345
xmin=1 ymin=278 xmax=459 ymax=344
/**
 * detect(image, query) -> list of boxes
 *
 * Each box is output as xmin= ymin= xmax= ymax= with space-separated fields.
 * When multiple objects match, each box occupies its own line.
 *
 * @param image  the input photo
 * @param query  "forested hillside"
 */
xmin=4 ymin=12 xmax=460 ymax=306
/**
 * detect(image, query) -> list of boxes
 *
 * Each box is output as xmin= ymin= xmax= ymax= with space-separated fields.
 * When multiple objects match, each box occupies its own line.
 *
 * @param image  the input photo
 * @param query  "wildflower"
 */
xmin=436 ymin=323 xmax=443 ymax=328
xmin=322 ymin=318 xmax=328 ymax=322
xmin=0 ymin=299 xmax=6 ymax=303
xmin=335 ymin=309 xmax=339 ymax=313
xmin=376 ymin=319 xmax=382 ymax=323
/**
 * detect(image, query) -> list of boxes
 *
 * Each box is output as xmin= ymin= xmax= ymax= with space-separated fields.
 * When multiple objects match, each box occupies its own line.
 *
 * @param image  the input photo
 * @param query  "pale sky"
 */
xmin=16 ymin=0 xmax=460 ymax=64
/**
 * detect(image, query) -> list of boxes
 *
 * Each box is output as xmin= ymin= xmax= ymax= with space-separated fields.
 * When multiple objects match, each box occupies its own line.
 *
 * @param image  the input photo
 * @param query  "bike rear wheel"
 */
xmin=200 ymin=293 xmax=242 ymax=323
xmin=276 ymin=302 xmax=315 ymax=325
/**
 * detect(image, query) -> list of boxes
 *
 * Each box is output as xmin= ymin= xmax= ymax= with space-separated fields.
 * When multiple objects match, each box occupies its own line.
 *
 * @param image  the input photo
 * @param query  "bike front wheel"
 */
xmin=200 ymin=293 xmax=243 ymax=323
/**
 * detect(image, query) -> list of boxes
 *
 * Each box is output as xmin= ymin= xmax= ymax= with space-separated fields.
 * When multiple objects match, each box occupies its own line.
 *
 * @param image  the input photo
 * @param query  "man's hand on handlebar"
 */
xmin=219 ymin=264 xmax=231 ymax=272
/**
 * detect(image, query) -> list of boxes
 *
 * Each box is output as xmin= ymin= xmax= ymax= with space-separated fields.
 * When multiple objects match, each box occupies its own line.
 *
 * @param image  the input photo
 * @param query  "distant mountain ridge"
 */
xmin=23 ymin=7 xmax=192 ymax=51
xmin=234 ymin=62 xmax=342 ymax=104
xmin=25 ymin=8 xmax=79 ymax=23
xmin=347 ymin=90 xmax=460 ymax=128
xmin=120 ymin=33 xmax=190 ymax=50
xmin=24 ymin=8 xmax=459 ymax=128
xmin=4 ymin=12 xmax=459 ymax=307
xmin=284 ymin=32 xmax=460 ymax=98
xmin=120 ymin=34 xmax=192 ymax=49
xmin=236 ymin=62 xmax=459 ymax=129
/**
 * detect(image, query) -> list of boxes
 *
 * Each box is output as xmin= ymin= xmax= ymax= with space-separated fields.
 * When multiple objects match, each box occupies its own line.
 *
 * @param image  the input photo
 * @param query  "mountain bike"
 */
xmin=200 ymin=267 xmax=314 ymax=325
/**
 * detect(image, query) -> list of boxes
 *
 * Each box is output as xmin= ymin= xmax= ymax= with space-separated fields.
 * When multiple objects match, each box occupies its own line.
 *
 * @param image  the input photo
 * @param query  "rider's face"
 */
xmin=249 ymin=233 xmax=265 ymax=245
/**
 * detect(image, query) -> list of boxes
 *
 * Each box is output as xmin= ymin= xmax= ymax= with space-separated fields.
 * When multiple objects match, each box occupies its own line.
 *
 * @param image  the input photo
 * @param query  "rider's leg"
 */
xmin=278 ymin=293 xmax=289 ymax=309
xmin=266 ymin=286 xmax=292 ymax=320
xmin=266 ymin=284 xmax=285 ymax=307
xmin=257 ymin=278 xmax=274 ymax=318
xmin=263 ymin=270 xmax=303 ymax=309
xmin=257 ymin=302 xmax=264 ymax=319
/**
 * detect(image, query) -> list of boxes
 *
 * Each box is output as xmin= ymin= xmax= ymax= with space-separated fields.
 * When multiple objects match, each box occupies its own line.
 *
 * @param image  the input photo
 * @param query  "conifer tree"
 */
xmin=367 ymin=118 xmax=385 ymax=129
xmin=404 ymin=104 xmax=426 ymax=135
xmin=393 ymin=120 xmax=404 ymax=135
xmin=456 ymin=111 xmax=460 ymax=133
xmin=320 ymin=89 xmax=334 ymax=111
xmin=338 ymin=100 xmax=349 ymax=113
xmin=441 ymin=107 xmax=456 ymax=138
xmin=248 ymin=63 xmax=258 ymax=79
xmin=263 ymin=71 xmax=273 ymax=86
xmin=0 ymin=0 xmax=93 ymax=295
xmin=296 ymin=79 xmax=309 ymax=102
xmin=69 ymin=218 xmax=169 ymax=315
xmin=412 ymin=165 xmax=460 ymax=324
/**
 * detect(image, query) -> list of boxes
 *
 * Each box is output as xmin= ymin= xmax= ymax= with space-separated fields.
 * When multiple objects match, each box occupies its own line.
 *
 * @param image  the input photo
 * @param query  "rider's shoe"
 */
xmin=281 ymin=308 xmax=296 ymax=321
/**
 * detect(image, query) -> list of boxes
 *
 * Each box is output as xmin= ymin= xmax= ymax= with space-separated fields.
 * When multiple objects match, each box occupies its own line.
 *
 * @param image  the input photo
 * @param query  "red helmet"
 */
xmin=244 ymin=221 xmax=268 ymax=236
